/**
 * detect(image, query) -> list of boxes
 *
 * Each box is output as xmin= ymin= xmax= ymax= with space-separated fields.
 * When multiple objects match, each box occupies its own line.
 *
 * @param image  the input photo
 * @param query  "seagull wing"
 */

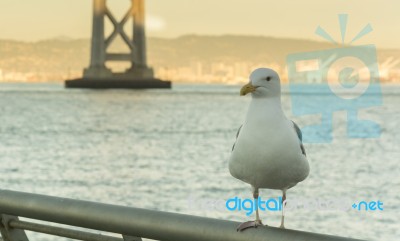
xmin=292 ymin=121 xmax=306 ymax=156
xmin=231 ymin=124 xmax=242 ymax=151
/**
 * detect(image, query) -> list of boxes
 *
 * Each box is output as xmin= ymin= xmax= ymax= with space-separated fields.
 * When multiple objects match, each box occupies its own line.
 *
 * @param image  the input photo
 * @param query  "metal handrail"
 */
xmin=0 ymin=189 xmax=365 ymax=241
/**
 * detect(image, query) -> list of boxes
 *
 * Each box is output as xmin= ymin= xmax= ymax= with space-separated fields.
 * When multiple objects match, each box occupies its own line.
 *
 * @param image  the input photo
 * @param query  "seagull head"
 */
xmin=240 ymin=68 xmax=281 ymax=98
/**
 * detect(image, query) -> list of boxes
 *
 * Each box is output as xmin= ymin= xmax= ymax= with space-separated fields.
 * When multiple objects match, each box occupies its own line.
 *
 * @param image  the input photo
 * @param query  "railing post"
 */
xmin=0 ymin=215 xmax=29 ymax=241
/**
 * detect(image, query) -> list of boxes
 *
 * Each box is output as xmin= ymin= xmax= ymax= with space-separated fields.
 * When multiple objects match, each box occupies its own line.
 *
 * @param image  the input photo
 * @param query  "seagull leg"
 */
xmin=253 ymin=188 xmax=263 ymax=226
xmin=279 ymin=189 xmax=287 ymax=229
xmin=236 ymin=186 xmax=264 ymax=232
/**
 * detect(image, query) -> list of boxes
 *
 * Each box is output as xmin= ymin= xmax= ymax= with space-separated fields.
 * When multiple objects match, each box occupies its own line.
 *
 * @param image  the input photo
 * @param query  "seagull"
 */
xmin=229 ymin=68 xmax=309 ymax=231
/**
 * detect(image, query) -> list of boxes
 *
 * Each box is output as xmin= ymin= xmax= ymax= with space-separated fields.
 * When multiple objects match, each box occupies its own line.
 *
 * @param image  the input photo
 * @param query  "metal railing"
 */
xmin=0 ymin=189 xmax=365 ymax=241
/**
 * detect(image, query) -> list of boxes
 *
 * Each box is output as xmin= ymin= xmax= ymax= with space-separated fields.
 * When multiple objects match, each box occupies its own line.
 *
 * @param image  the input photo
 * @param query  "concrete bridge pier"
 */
xmin=66 ymin=0 xmax=170 ymax=89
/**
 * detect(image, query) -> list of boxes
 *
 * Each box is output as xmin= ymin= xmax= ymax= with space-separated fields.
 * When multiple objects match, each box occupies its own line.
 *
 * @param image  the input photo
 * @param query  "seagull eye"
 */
xmin=266 ymin=76 xmax=271 ymax=81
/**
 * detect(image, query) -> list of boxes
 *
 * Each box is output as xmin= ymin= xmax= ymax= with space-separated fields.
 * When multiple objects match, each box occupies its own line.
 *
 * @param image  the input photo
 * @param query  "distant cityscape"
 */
xmin=0 ymin=60 xmax=277 ymax=84
xmin=1 ymin=35 xmax=400 ymax=84
xmin=0 ymin=62 xmax=277 ymax=84
xmin=2 ymin=60 xmax=400 ymax=85
xmin=153 ymin=61 xmax=285 ymax=84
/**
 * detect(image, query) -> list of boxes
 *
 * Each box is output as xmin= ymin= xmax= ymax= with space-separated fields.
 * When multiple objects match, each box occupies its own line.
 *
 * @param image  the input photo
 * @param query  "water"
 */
xmin=0 ymin=83 xmax=399 ymax=241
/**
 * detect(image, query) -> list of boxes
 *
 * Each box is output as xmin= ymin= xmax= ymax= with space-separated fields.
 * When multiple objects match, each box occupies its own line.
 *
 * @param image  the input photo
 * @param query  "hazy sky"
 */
xmin=0 ymin=0 xmax=399 ymax=48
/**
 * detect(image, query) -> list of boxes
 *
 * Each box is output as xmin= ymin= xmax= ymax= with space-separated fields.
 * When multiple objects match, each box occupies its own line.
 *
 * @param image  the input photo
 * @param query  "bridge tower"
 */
xmin=65 ymin=0 xmax=170 ymax=89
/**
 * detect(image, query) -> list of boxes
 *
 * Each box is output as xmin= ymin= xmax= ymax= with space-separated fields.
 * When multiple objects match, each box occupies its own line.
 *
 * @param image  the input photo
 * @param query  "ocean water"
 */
xmin=0 ymin=83 xmax=399 ymax=241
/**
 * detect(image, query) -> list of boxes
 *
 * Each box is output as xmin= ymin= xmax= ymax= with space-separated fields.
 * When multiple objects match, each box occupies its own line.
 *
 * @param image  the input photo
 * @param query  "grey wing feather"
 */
xmin=231 ymin=125 xmax=242 ymax=151
xmin=292 ymin=121 xmax=306 ymax=156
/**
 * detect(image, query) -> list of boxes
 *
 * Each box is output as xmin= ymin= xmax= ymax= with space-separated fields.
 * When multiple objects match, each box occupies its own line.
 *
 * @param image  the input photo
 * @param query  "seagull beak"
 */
xmin=240 ymin=83 xmax=257 ymax=96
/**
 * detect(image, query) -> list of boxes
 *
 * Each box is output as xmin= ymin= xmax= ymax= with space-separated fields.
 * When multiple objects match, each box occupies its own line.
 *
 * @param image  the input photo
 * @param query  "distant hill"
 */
xmin=0 ymin=38 xmax=90 ymax=75
xmin=148 ymin=35 xmax=336 ymax=67
xmin=0 ymin=34 xmax=399 ymax=79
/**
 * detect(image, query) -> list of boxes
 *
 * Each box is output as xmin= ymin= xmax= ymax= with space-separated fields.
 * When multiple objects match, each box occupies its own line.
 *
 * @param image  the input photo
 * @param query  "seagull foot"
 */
xmin=236 ymin=220 xmax=264 ymax=232
xmin=279 ymin=224 xmax=285 ymax=229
